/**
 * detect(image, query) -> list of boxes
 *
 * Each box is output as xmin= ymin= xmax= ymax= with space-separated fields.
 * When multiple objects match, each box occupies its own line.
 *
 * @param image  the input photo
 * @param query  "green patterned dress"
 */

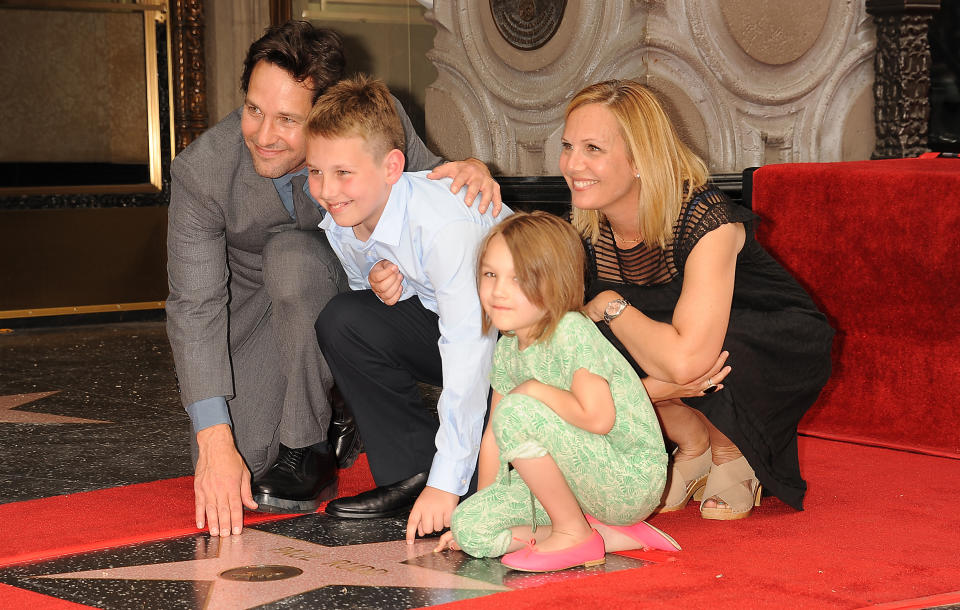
xmin=450 ymin=311 xmax=667 ymax=558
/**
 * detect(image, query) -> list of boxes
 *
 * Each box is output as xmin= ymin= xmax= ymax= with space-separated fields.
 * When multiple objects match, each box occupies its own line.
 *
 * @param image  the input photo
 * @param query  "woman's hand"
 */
xmin=642 ymin=351 xmax=731 ymax=402
xmin=585 ymin=290 xmax=625 ymax=323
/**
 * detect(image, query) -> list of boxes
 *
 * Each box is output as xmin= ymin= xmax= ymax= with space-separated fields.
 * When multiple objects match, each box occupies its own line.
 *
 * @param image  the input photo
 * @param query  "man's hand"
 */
xmin=427 ymin=158 xmax=503 ymax=216
xmin=368 ymin=259 xmax=404 ymax=306
xmin=194 ymin=424 xmax=258 ymax=537
xmin=405 ymin=485 xmax=460 ymax=544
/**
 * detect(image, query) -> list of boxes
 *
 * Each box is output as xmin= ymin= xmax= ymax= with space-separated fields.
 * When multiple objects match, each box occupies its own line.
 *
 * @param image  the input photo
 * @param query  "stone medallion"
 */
xmin=490 ymin=0 xmax=567 ymax=51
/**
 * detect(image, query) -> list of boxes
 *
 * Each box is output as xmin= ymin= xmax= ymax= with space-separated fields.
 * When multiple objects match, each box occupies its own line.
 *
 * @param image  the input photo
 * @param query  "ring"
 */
xmin=703 ymin=378 xmax=718 ymax=394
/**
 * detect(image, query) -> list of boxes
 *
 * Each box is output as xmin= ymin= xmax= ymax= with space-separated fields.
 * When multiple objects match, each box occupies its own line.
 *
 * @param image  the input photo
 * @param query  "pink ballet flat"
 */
xmin=501 ymin=529 xmax=606 ymax=572
xmin=584 ymin=514 xmax=681 ymax=551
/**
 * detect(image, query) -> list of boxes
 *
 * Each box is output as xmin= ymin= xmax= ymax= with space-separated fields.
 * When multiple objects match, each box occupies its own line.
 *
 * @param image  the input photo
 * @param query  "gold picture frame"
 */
xmin=0 ymin=0 xmax=172 ymax=196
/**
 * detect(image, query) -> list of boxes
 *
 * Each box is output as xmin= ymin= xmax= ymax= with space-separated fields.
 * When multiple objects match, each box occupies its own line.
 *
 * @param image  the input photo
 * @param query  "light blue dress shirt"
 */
xmin=320 ymin=170 xmax=511 ymax=496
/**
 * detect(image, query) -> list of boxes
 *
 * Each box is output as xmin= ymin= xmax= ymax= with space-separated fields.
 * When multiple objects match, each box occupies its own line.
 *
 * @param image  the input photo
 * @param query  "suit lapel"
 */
xmin=237 ymin=146 xmax=297 ymax=233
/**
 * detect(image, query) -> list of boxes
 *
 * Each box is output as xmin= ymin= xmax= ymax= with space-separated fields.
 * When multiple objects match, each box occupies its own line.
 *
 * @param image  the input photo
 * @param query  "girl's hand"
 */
xmin=585 ymin=290 xmax=624 ymax=323
xmin=643 ymin=351 xmax=731 ymax=401
xmin=433 ymin=530 xmax=461 ymax=553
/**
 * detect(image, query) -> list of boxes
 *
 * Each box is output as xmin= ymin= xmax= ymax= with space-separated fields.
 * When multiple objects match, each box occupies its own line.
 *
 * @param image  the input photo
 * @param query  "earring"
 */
xmin=635 ymin=173 xmax=641 ymax=179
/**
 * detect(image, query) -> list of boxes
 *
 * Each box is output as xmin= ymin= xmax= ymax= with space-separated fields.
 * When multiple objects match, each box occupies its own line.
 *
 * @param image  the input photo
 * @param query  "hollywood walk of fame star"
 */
xmin=0 ymin=391 xmax=109 ymax=424
xmin=37 ymin=529 xmax=508 ymax=608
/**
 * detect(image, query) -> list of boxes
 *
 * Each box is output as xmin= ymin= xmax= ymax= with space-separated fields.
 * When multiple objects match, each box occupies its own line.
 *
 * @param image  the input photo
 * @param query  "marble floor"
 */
xmin=0 ymin=320 xmax=649 ymax=609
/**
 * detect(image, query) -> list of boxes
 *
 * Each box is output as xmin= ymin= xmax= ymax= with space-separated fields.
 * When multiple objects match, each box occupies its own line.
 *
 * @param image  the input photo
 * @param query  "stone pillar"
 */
xmin=866 ymin=0 xmax=941 ymax=159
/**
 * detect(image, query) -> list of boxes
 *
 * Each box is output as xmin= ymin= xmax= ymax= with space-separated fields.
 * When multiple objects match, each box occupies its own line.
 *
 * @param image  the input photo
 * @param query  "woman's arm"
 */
xmin=585 ymin=223 xmax=745 ymax=384
xmin=510 ymin=368 xmax=616 ymax=435
xmin=642 ymin=351 xmax=730 ymax=402
xmin=476 ymin=390 xmax=503 ymax=490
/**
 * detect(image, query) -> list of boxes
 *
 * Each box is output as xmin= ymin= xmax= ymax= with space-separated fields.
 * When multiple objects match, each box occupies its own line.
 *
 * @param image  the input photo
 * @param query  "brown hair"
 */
xmin=305 ymin=74 xmax=404 ymax=161
xmin=477 ymin=211 xmax=585 ymax=343
xmin=565 ymin=80 xmax=708 ymax=249
xmin=240 ymin=21 xmax=345 ymax=102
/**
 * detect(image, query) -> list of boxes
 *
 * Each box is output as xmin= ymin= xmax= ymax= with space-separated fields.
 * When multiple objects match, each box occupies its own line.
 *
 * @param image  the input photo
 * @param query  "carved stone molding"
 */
xmin=866 ymin=0 xmax=941 ymax=159
xmin=171 ymin=0 xmax=208 ymax=153
xmin=425 ymin=1 xmax=881 ymax=175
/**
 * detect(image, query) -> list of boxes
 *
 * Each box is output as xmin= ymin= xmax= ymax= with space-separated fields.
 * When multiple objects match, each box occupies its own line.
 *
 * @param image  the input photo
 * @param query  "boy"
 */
xmin=307 ymin=76 xmax=510 ymax=542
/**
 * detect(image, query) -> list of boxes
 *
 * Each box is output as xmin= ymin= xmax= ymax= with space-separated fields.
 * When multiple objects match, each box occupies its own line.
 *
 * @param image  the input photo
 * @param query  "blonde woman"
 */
xmin=564 ymin=80 xmax=833 ymax=519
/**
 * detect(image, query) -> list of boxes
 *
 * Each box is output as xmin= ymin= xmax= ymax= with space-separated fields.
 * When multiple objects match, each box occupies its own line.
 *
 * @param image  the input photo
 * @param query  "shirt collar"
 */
xmin=319 ymin=173 xmax=410 ymax=246
xmin=367 ymin=174 xmax=410 ymax=247
xmin=271 ymin=166 xmax=309 ymax=194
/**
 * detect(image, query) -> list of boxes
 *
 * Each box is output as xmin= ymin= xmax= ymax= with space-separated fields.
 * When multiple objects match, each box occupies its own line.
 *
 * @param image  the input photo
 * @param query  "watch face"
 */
xmin=605 ymin=301 xmax=619 ymax=315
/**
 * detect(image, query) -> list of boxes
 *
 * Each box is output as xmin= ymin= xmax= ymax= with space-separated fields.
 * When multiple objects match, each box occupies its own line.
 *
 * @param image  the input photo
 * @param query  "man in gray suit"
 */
xmin=166 ymin=21 xmax=501 ymax=538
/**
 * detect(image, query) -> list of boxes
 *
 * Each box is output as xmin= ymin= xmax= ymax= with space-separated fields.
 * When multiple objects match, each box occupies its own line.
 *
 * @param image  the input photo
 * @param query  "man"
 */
xmin=166 ymin=21 xmax=501 ymax=538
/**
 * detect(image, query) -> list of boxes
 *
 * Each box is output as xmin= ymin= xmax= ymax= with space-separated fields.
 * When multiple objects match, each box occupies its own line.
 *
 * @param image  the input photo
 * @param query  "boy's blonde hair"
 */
xmin=566 ymin=80 xmax=709 ymax=249
xmin=478 ymin=211 xmax=585 ymax=343
xmin=305 ymin=74 xmax=404 ymax=160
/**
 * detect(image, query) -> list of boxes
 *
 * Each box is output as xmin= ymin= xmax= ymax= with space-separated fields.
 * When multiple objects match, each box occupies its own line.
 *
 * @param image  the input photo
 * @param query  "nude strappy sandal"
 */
xmin=699 ymin=456 xmax=762 ymax=521
xmin=656 ymin=447 xmax=712 ymax=512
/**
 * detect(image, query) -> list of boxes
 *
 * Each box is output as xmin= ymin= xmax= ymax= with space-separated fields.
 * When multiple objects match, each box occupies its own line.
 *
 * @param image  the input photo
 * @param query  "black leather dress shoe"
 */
xmin=329 ymin=388 xmax=362 ymax=469
xmin=252 ymin=444 xmax=338 ymax=513
xmin=325 ymin=471 xmax=429 ymax=519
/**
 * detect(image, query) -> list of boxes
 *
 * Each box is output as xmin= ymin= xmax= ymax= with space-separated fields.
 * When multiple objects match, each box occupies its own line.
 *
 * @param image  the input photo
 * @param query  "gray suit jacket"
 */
xmin=166 ymin=101 xmax=442 ymax=408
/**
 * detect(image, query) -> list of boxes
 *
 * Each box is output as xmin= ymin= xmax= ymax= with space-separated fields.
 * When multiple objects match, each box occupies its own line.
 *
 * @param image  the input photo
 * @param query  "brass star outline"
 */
xmin=37 ymin=529 xmax=507 ymax=608
xmin=0 ymin=392 xmax=109 ymax=424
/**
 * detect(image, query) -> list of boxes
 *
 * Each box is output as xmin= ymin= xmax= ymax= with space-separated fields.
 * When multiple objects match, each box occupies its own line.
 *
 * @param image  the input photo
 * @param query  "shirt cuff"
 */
xmin=186 ymin=396 xmax=231 ymax=433
xmin=427 ymin=452 xmax=477 ymax=497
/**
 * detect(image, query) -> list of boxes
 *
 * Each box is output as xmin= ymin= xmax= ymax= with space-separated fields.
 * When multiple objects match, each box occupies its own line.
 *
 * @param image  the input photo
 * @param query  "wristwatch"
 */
xmin=603 ymin=298 xmax=629 ymax=324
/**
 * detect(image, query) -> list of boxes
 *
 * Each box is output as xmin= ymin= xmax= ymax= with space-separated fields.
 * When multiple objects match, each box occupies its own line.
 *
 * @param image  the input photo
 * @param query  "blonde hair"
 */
xmin=477 ymin=211 xmax=585 ymax=343
xmin=305 ymin=74 xmax=404 ymax=161
xmin=566 ymin=80 xmax=709 ymax=249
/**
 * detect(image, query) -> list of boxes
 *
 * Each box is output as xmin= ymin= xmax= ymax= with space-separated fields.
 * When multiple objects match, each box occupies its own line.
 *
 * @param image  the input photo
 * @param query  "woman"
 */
xmin=560 ymin=80 xmax=833 ymax=519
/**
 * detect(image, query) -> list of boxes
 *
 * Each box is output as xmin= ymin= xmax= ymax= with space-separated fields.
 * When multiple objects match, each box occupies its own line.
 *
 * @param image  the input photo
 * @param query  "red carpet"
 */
xmin=0 ymin=454 xmax=375 ymax=569
xmin=2 ymin=441 xmax=959 ymax=609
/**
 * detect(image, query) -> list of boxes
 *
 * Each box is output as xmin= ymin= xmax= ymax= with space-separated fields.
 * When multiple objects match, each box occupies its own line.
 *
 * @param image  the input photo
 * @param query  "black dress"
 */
xmin=587 ymin=184 xmax=834 ymax=510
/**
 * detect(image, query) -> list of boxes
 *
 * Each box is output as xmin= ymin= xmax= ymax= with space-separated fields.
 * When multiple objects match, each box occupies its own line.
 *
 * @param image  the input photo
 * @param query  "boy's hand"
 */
xmin=405 ymin=486 xmax=459 ymax=544
xmin=433 ymin=530 xmax=461 ymax=553
xmin=427 ymin=158 xmax=503 ymax=216
xmin=368 ymin=260 xmax=404 ymax=305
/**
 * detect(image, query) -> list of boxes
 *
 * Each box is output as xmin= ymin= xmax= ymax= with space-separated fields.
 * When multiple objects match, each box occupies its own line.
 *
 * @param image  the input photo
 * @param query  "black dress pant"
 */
xmin=316 ymin=290 xmax=443 ymax=487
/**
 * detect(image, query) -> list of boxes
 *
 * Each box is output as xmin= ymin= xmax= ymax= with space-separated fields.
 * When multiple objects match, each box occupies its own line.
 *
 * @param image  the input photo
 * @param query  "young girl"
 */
xmin=434 ymin=211 xmax=680 ymax=572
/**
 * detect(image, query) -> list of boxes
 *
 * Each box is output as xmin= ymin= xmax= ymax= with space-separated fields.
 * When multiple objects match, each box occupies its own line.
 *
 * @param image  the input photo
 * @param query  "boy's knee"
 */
xmin=315 ymin=292 xmax=362 ymax=348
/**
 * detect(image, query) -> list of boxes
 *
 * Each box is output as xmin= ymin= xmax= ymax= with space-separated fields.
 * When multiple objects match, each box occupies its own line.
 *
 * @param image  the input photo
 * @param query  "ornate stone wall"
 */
xmin=424 ymin=0 xmax=877 ymax=175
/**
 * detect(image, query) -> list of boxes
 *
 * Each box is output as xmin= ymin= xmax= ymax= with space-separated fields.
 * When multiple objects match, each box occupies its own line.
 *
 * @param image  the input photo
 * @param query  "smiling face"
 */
xmin=306 ymin=132 xmax=403 ymax=241
xmin=240 ymin=61 xmax=315 ymax=178
xmin=559 ymin=103 xmax=641 ymax=220
xmin=478 ymin=233 xmax=547 ymax=349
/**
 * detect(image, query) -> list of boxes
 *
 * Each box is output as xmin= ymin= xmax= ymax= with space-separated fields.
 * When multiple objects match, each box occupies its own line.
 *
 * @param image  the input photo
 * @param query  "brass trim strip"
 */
xmin=0 ymin=1 xmax=166 ymax=13
xmin=0 ymin=301 xmax=165 ymax=320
